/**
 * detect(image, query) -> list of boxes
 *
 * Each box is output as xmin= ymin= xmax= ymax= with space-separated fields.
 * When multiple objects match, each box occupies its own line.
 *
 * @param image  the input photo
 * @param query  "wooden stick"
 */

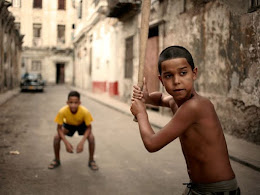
xmin=134 ymin=0 xmax=151 ymax=122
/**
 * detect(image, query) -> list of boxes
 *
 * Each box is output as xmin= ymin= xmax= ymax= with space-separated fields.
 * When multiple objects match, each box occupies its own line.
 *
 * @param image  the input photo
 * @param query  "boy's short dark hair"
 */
xmin=158 ymin=46 xmax=195 ymax=75
xmin=68 ymin=91 xmax=80 ymax=100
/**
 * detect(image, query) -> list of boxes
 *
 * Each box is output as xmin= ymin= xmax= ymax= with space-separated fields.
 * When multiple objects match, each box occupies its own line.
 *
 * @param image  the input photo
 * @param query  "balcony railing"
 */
xmin=107 ymin=0 xmax=141 ymax=19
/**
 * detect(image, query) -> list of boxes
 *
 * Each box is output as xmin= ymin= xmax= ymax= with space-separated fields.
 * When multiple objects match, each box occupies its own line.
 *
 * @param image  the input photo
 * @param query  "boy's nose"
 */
xmin=173 ymin=76 xmax=180 ymax=84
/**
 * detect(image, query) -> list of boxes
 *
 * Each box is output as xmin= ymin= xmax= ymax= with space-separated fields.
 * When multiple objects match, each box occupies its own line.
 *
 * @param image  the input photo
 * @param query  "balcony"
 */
xmin=107 ymin=0 xmax=141 ymax=20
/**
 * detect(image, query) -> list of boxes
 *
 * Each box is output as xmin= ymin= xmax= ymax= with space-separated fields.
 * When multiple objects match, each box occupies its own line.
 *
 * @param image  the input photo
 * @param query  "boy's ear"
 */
xmin=158 ymin=75 xmax=164 ymax=86
xmin=192 ymin=67 xmax=198 ymax=80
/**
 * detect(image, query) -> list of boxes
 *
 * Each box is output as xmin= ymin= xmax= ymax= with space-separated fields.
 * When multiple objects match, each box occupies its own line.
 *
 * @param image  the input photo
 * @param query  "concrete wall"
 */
xmin=0 ymin=0 xmax=23 ymax=93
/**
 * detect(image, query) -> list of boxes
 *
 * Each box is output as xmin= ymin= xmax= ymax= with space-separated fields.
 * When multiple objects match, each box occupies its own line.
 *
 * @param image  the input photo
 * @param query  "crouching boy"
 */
xmin=48 ymin=91 xmax=98 ymax=171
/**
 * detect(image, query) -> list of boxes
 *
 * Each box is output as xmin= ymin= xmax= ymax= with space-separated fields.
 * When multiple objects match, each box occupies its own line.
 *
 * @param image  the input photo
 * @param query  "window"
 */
xmin=33 ymin=23 xmax=42 ymax=38
xmin=57 ymin=25 xmax=66 ymax=44
xmin=33 ymin=0 xmax=42 ymax=8
xmin=31 ymin=61 xmax=42 ymax=71
xmin=58 ymin=0 xmax=66 ymax=10
xmin=124 ymin=36 xmax=134 ymax=79
xmin=33 ymin=24 xmax=42 ymax=46
xmin=78 ymin=0 xmax=82 ymax=19
xmin=249 ymin=0 xmax=260 ymax=12
xmin=12 ymin=0 xmax=21 ymax=7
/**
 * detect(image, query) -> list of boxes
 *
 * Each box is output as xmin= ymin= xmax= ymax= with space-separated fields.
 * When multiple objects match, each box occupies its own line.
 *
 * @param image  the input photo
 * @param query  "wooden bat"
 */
xmin=134 ymin=0 xmax=151 ymax=122
xmin=137 ymin=0 xmax=151 ymax=89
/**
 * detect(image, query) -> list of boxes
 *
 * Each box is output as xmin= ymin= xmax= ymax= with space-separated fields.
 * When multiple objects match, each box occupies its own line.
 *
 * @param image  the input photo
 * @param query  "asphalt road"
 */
xmin=0 ymin=85 xmax=259 ymax=195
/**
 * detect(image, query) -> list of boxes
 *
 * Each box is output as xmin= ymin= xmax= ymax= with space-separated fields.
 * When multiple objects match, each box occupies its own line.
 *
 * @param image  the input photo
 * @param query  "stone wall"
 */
xmin=0 ymin=0 xmax=23 ymax=93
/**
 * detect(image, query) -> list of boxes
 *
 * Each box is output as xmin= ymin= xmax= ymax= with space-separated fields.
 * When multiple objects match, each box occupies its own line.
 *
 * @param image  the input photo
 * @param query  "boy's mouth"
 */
xmin=173 ymin=89 xmax=184 ymax=92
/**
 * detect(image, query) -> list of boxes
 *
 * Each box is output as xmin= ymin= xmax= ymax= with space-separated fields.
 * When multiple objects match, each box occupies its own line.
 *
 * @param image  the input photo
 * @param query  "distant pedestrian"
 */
xmin=48 ymin=91 xmax=98 ymax=171
xmin=131 ymin=46 xmax=240 ymax=194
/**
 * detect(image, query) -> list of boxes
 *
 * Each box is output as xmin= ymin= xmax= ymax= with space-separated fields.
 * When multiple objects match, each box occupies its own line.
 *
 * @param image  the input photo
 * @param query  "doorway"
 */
xmin=56 ymin=63 xmax=65 ymax=84
xmin=145 ymin=26 xmax=159 ymax=111
xmin=145 ymin=26 xmax=159 ymax=94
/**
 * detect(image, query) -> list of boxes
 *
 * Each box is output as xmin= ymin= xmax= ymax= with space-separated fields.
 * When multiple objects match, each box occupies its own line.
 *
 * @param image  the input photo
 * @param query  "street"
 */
xmin=0 ymin=85 xmax=259 ymax=195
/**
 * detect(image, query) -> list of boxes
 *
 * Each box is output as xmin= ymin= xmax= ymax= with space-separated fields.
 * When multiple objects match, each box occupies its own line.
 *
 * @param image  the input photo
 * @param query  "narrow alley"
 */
xmin=0 ymin=85 xmax=259 ymax=195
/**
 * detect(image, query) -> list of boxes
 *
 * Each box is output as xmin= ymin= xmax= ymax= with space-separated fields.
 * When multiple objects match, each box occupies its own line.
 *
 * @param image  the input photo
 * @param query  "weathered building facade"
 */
xmin=73 ymin=0 xmax=120 ymax=95
xmin=8 ymin=0 xmax=75 ymax=84
xmin=108 ymin=0 xmax=260 ymax=144
xmin=75 ymin=0 xmax=260 ymax=144
xmin=0 ymin=0 xmax=23 ymax=93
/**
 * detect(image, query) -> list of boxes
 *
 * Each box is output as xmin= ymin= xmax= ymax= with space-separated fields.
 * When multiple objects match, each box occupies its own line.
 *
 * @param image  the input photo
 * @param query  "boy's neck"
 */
xmin=69 ymin=107 xmax=79 ymax=114
xmin=175 ymin=91 xmax=196 ymax=107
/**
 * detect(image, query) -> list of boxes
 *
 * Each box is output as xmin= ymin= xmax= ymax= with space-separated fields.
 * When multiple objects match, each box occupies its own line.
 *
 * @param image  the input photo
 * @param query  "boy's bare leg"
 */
xmin=87 ymin=132 xmax=98 ymax=170
xmin=48 ymin=134 xmax=61 ymax=169
xmin=87 ymin=132 xmax=95 ymax=161
xmin=53 ymin=134 xmax=61 ymax=160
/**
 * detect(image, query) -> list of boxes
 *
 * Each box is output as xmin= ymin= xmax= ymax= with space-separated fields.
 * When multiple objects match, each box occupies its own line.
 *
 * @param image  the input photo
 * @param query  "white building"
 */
xmin=8 ymin=0 xmax=76 ymax=84
xmin=73 ymin=0 xmax=120 ymax=95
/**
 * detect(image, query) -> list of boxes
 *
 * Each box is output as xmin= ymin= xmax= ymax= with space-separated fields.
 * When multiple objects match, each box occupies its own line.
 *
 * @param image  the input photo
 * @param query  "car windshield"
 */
xmin=23 ymin=73 xmax=41 ymax=80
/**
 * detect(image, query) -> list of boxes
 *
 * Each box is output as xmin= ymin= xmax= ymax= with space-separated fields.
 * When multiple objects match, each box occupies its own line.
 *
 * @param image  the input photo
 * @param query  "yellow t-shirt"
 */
xmin=55 ymin=105 xmax=93 ymax=126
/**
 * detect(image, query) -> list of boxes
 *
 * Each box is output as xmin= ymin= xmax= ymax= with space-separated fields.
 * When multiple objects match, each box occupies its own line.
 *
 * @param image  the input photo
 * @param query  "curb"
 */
xmin=0 ymin=88 xmax=20 ymax=106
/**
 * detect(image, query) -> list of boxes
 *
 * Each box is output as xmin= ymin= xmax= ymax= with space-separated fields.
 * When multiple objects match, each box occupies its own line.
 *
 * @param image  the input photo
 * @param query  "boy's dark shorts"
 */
xmin=63 ymin=123 xmax=88 ymax=137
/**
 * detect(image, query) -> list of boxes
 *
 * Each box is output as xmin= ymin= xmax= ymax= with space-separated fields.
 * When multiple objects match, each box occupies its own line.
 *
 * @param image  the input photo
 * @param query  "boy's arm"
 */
xmin=132 ymin=78 xmax=175 ymax=108
xmin=57 ymin=124 xmax=66 ymax=141
xmin=148 ymin=92 xmax=175 ymax=108
xmin=57 ymin=124 xmax=73 ymax=153
xmin=77 ymin=125 xmax=91 ymax=153
xmin=131 ymin=99 xmax=197 ymax=152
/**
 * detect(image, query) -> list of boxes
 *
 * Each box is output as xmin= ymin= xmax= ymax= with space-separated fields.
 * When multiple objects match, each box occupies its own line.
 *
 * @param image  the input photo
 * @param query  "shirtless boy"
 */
xmin=131 ymin=46 xmax=240 ymax=194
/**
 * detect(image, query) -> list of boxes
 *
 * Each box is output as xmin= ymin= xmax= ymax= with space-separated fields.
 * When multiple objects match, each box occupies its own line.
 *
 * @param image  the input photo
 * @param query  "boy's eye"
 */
xmin=180 ymin=71 xmax=187 ymax=76
xmin=164 ymin=74 xmax=172 ymax=79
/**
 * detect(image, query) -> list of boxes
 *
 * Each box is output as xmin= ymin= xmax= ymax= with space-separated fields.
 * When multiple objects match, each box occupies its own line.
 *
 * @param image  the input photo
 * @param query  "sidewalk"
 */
xmin=0 ymin=87 xmax=259 ymax=172
xmin=72 ymin=87 xmax=260 ymax=172
xmin=0 ymin=88 xmax=20 ymax=106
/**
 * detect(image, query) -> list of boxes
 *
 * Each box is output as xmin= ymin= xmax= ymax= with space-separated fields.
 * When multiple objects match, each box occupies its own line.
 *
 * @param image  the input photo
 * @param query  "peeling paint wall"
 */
xmin=160 ymin=0 xmax=260 ymax=144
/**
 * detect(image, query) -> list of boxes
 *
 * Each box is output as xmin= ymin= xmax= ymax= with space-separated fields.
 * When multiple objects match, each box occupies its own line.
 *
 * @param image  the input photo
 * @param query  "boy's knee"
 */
xmin=54 ymin=134 xmax=61 ymax=142
xmin=87 ymin=133 xmax=95 ymax=143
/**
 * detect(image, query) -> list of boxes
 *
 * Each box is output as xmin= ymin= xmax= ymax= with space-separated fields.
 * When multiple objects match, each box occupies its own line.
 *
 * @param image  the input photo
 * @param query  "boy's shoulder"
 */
xmin=78 ymin=105 xmax=91 ymax=113
xmin=179 ymin=94 xmax=214 ymax=115
xmin=58 ymin=105 xmax=69 ymax=113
